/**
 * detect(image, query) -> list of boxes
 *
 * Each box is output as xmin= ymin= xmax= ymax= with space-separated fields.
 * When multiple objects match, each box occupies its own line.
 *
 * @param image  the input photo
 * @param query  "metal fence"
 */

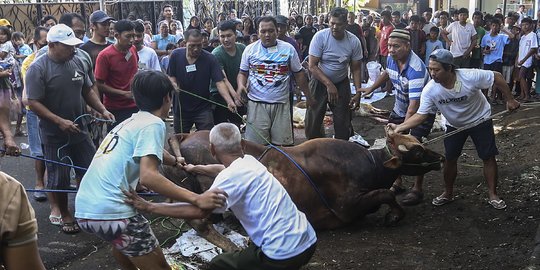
xmin=0 ymin=0 xmax=183 ymax=40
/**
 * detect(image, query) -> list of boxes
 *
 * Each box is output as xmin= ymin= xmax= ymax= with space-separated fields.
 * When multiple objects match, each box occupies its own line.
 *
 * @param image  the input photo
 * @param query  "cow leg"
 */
xmin=357 ymin=189 xmax=405 ymax=226
xmin=186 ymin=219 xmax=240 ymax=252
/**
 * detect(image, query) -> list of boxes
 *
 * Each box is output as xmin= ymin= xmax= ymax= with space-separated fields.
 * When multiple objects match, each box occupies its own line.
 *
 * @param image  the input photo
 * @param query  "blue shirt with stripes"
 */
xmin=386 ymin=51 xmax=430 ymax=117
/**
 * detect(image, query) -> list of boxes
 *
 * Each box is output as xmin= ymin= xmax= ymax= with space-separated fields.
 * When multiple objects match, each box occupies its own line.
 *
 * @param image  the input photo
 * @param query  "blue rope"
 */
xmin=267 ymin=145 xmax=344 ymax=222
xmin=25 ymin=188 xmax=159 ymax=196
xmin=0 ymin=150 xmax=88 ymax=171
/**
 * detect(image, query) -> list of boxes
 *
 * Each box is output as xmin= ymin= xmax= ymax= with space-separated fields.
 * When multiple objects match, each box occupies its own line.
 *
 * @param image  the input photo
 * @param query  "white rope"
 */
xmin=423 ymin=109 xmax=510 ymax=145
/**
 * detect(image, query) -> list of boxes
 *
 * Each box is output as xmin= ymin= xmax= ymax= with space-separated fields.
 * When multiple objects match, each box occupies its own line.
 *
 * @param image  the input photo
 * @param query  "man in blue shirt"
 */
xmin=481 ymin=18 xmax=509 ymax=103
xmin=351 ymin=29 xmax=435 ymax=205
xmin=151 ymin=21 xmax=177 ymax=57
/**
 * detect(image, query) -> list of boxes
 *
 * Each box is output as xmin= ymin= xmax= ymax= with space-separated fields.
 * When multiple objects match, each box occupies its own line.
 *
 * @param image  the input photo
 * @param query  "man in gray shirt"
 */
xmin=305 ymin=7 xmax=363 ymax=140
xmin=26 ymin=24 xmax=114 ymax=234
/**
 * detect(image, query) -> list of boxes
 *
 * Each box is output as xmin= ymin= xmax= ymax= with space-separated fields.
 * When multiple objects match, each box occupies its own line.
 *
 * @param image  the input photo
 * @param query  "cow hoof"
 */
xmin=384 ymin=211 xmax=404 ymax=226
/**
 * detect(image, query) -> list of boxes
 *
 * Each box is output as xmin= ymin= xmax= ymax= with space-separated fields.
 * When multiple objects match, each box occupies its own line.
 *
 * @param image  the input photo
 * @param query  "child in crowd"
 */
xmin=481 ymin=18 xmax=509 ymax=103
xmin=502 ymin=25 xmax=520 ymax=95
xmin=408 ymin=15 xmax=426 ymax=60
xmin=249 ymin=33 xmax=258 ymax=44
xmin=160 ymin=42 xmax=176 ymax=72
xmin=425 ymin=27 xmax=443 ymax=65
xmin=11 ymin=32 xmax=32 ymax=64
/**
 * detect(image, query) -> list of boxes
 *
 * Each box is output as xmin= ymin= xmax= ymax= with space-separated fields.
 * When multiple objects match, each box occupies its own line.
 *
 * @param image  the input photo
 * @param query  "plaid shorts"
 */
xmin=77 ymin=214 xmax=159 ymax=257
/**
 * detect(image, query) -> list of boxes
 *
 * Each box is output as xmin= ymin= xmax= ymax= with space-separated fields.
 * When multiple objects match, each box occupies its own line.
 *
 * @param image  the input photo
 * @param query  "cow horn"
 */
xmin=398 ymin=144 xmax=409 ymax=152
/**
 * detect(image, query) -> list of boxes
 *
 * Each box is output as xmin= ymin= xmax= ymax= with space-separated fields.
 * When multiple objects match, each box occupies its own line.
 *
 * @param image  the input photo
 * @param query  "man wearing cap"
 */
xmin=0 ymin=19 xmax=12 ymax=28
xmin=80 ymin=10 xmax=114 ymax=67
xmin=95 ymin=20 xmax=139 ymax=130
xmin=26 ymin=24 xmax=114 ymax=234
xmin=351 ymin=28 xmax=434 ymax=205
xmin=305 ymin=7 xmax=362 ymax=140
xmin=276 ymin=15 xmax=301 ymax=57
xmin=389 ymin=49 xmax=520 ymax=210
xmin=440 ymin=8 xmax=477 ymax=68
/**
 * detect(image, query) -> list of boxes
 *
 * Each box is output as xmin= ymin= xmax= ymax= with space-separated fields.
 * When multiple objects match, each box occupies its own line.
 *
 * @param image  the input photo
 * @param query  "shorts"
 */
xmin=246 ymin=99 xmax=293 ymax=145
xmin=26 ymin=110 xmax=43 ymax=157
xmin=77 ymin=214 xmax=159 ymax=257
xmin=484 ymin=62 xmax=503 ymax=73
xmin=388 ymin=112 xmax=436 ymax=142
xmin=519 ymin=66 xmax=534 ymax=79
xmin=443 ymin=119 xmax=499 ymax=161
xmin=42 ymin=137 xmax=95 ymax=189
xmin=502 ymin=65 xmax=514 ymax=83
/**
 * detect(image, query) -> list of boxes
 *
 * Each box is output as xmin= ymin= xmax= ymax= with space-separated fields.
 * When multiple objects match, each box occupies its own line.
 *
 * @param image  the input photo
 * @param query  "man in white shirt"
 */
xmin=125 ymin=123 xmax=317 ymax=270
xmin=516 ymin=17 xmax=537 ymax=102
xmin=133 ymin=21 xmax=161 ymax=71
xmin=389 ymin=49 xmax=520 ymax=210
xmin=440 ymin=8 xmax=477 ymax=68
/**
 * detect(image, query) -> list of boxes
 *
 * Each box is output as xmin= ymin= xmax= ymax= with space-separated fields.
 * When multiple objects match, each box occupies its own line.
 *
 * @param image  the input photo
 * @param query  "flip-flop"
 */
xmin=432 ymin=195 xmax=454 ymax=206
xmin=61 ymin=222 xmax=81 ymax=234
xmin=488 ymin=199 xmax=507 ymax=210
xmin=33 ymin=190 xmax=47 ymax=202
xmin=401 ymin=190 xmax=424 ymax=206
xmin=49 ymin=215 xmax=63 ymax=226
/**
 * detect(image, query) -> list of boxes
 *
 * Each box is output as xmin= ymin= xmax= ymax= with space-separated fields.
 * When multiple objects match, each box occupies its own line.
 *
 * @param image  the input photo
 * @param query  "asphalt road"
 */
xmin=2 ymin=135 xmax=110 ymax=269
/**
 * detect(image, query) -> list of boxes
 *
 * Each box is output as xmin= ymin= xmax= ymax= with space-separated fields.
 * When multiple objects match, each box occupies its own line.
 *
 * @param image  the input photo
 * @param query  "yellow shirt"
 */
xmin=21 ymin=52 xmax=36 ymax=110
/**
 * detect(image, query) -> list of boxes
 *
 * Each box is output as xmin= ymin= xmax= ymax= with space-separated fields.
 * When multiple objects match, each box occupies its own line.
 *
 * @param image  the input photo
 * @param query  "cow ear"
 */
xmin=383 ymin=156 xmax=402 ymax=169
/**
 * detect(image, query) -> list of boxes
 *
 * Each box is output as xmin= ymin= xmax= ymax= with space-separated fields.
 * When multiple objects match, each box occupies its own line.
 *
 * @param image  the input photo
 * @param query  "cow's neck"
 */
xmin=242 ymin=139 xmax=268 ymax=158
xmin=369 ymin=145 xmax=401 ymax=187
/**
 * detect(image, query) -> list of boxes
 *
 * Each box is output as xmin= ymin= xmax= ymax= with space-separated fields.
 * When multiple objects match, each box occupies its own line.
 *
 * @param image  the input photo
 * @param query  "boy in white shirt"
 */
xmin=440 ymin=8 xmax=477 ymax=68
xmin=516 ymin=17 xmax=537 ymax=102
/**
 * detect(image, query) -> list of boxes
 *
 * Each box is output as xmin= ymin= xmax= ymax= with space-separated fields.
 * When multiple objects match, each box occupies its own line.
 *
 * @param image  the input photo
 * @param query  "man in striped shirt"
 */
xmin=351 ymin=29 xmax=435 ymax=206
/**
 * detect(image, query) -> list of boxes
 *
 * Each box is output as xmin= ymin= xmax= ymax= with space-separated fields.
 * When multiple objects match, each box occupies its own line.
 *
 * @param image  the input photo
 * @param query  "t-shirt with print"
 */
xmin=211 ymin=155 xmax=317 ymax=260
xmin=75 ymin=111 xmax=165 ymax=220
xmin=518 ymin=31 xmax=538 ymax=68
xmin=445 ymin=22 xmax=477 ymax=57
xmin=79 ymin=40 xmax=112 ymax=68
xmin=167 ymin=48 xmax=224 ymax=115
xmin=35 ymin=46 xmax=95 ymax=83
xmin=137 ymin=46 xmax=161 ymax=71
xmin=211 ymin=43 xmax=245 ymax=92
xmin=309 ymin=28 xmax=363 ymax=84
xmin=417 ymin=69 xmax=493 ymax=128
xmin=0 ymin=172 xmax=38 ymax=248
xmin=95 ymin=45 xmax=138 ymax=110
xmin=387 ymin=51 xmax=430 ymax=118
xmin=481 ymin=33 xmax=509 ymax=64
xmin=240 ymin=40 xmax=302 ymax=103
xmin=25 ymin=53 xmax=93 ymax=144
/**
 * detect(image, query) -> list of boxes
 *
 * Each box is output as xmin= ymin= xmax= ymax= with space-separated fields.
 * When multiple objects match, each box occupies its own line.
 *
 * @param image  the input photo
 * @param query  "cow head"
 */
xmin=383 ymin=126 xmax=445 ymax=175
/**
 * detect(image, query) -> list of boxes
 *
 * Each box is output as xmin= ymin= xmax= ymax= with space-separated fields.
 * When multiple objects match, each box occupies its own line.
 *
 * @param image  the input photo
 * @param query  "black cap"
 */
xmin=90 ymin=10 xmax=114 ymax=24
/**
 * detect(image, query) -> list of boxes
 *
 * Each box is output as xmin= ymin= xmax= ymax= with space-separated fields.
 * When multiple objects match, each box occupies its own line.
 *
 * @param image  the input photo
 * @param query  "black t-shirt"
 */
xmin=167 ymin=48 xmax=224 ymax=115
xmin=346 ymin=23 xmax=363 ymax=41
xmin=79 ymin=40 xmax=112 ymax=68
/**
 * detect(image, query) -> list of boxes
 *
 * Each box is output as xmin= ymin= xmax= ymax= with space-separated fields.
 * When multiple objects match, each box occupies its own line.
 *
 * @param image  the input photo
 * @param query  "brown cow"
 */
xmin=162 ymin=128 xmax=444 ymax=250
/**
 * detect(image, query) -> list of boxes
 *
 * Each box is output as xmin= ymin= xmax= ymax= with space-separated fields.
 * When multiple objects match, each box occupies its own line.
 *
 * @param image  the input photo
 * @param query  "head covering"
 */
xmin=275 ymin=15 xmax=289 ymax=25
xmin=429 ymin=49 xmax=457 ymax=67
xmin=0 ymin=19 xmax=11 ymax=27
xmin=389 ymin=29 xmax=410 ymax=41
xmin=47 ymin=24 xmax=83 ymax=46
xmin=90 ymin=10 xmax=114 ymax=24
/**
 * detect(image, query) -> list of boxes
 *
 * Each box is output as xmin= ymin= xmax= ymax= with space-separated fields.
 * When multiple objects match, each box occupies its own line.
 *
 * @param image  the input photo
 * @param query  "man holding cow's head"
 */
xmin=125 ymin=122 xmax=317 ymax=270
xmin=350 ymin=29 xmax=435 ymax=206
xmin=389 ymin=49 xmax=520 ymax=210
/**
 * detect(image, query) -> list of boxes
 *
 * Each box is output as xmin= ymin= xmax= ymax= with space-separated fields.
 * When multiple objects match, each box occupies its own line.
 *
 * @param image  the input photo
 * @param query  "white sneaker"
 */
xmin=349 ymin=134 xmax=370 ymax=147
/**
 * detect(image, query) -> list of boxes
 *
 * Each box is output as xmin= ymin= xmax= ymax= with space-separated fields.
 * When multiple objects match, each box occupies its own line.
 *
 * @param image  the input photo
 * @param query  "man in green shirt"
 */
xmin=211 ymin=20 xmax=246 ymax=126
xmin=471 ymin=11 xmax=486 ymax=68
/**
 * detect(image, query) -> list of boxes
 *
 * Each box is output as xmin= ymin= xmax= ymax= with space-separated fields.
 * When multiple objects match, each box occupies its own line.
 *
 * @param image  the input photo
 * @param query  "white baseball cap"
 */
xmin=47 ymin=24 xmax=83 ymax=46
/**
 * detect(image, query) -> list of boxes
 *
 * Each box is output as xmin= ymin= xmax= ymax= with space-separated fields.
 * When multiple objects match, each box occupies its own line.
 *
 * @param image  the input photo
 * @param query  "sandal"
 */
xmin=61 ymin=222 xmax=81 ymax=234
xmin=49 ymin=214 xmax=63 ymax=226
xmin=432 ymin=195 xmax=454 ymax=206
xmin=401 ymin=190 xmax=424 ymax=206
xmin=488 ymin=199 xmax=507 ymax=210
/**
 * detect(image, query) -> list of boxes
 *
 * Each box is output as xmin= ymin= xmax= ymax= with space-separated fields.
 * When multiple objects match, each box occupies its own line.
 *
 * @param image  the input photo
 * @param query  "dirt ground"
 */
xmin=57 ymin=97 xmax=540 ymax=270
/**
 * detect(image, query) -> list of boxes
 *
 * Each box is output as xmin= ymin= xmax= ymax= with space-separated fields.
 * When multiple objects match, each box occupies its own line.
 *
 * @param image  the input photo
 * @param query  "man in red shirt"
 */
xmin=95 ymin=19 xmax=139 ymax=130
xmin=379 ymin=10 xmax=394 ymax=69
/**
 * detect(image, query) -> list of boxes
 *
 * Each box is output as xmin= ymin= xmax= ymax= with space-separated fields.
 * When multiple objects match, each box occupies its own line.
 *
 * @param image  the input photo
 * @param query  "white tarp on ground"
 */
xmin=164 ymin=223 xmax=249 ymax=269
